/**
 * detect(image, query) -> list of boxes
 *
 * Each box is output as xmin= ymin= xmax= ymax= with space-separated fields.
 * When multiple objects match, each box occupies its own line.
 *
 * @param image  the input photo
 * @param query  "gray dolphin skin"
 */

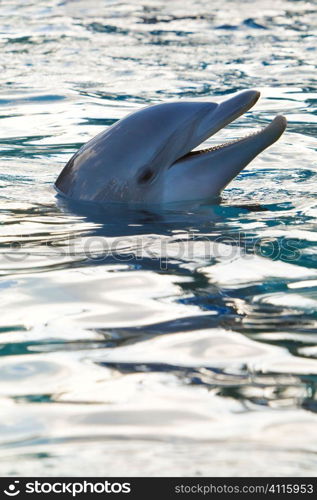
xmin=55 ymin=90 xmax=287 ymax=205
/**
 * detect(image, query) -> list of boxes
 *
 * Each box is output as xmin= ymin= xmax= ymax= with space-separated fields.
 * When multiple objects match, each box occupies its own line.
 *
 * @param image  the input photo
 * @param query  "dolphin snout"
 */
xmin=196 ymin=89 xmax=260 ymax=141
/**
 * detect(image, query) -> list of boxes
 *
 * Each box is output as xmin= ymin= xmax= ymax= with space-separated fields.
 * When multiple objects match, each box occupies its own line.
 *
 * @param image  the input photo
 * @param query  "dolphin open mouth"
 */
xmin=172 ymin=91 xmax=287 ymax=165
xmin=162 ymin=91 xmax=287 ymax=203
xmin=179 ymin=116 xmax=287 ymax=159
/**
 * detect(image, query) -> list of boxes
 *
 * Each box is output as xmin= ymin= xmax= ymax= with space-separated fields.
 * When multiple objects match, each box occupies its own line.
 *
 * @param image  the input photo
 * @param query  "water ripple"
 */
xmin=0 ymin=0 xmax=316 ymax=477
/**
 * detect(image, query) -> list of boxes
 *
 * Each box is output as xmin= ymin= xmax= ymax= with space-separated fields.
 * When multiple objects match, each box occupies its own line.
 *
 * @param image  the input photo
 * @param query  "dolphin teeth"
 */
xmin=182 ymin=128 xmax=265 ymax=158
xmin=179 ymin=115 xmax=287 ymax=162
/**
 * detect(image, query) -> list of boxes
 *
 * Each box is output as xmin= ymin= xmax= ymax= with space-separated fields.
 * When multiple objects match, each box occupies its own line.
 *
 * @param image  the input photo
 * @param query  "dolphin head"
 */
xmin=55 ymin=90 xmax=286 ymax=205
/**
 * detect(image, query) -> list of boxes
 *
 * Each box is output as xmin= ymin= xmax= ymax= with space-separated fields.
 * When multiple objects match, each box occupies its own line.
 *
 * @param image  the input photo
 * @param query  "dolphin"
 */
xmin=55 ymin=90 xmax=286 ymax=205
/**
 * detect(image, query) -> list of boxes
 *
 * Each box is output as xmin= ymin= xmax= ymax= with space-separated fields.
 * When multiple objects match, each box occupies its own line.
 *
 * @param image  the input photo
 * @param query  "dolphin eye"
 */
xmin=138 ymin=168 xmax=155 ymax=184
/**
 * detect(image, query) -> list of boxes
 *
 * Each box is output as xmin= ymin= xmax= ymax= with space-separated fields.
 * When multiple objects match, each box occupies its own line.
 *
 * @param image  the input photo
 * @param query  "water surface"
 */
xmin=0 ymin=0 xmax=316 ymax=476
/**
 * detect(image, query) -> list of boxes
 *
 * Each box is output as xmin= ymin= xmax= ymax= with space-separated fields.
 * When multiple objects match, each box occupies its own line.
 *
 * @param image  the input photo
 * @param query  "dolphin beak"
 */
xmin=216 ymin=90 xmax=261 ymax=121
xmin=164 ymin=102 xmax=287 ymax=204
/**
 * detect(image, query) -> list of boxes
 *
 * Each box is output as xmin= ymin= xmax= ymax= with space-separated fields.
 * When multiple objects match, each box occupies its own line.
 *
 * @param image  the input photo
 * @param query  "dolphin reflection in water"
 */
xmin=55 ymin=90 xmax=286 ymax=207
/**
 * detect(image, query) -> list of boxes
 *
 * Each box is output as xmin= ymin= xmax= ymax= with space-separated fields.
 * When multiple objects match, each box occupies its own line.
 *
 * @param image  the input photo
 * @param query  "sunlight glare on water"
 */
xmin=0 ymin=0 xmax=316 ymax=477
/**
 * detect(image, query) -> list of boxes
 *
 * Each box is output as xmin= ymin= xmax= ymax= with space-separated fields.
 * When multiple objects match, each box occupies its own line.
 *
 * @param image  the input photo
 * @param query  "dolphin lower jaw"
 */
xmin=162 ymin=115 xmax=287 ymax=204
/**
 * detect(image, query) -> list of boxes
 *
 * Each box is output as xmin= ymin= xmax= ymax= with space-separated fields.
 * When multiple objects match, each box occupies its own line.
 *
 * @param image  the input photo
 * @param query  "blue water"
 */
xmin=0 ymin=0 xmax=316 ymax=477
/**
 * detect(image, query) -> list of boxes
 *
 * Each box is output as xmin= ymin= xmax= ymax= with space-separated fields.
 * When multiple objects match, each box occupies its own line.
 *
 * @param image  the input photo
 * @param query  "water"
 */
xmin=0 ymin=0 xmax=316 ymax=477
